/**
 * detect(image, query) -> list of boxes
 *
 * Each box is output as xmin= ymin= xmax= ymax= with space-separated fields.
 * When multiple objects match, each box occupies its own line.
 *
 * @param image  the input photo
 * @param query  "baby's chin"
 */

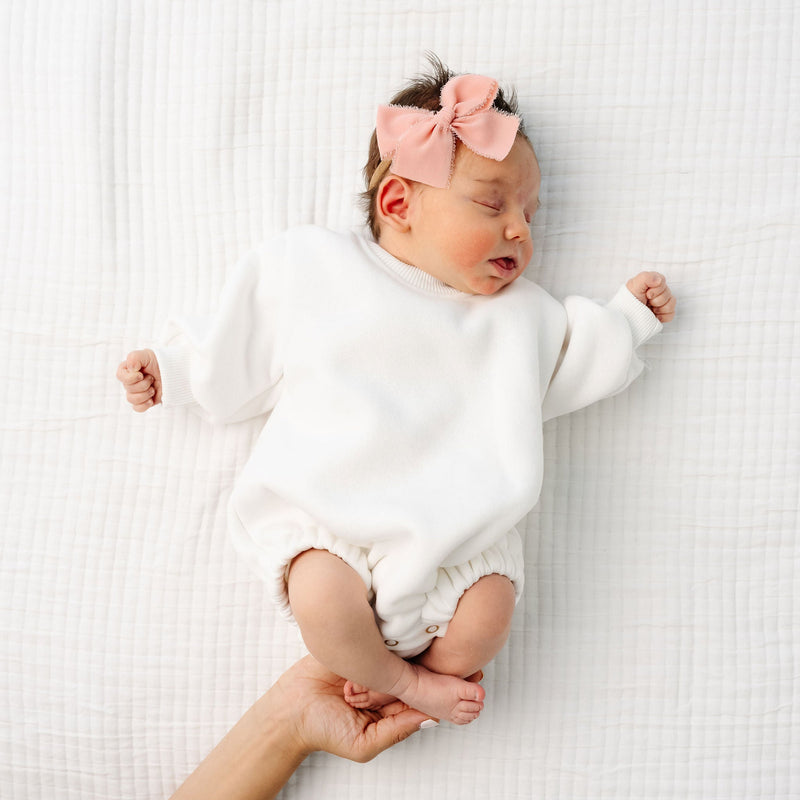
xmin=459 ymin=275 xmax=519 ymax=296
xmin=467 ymin=268 xmax=525 ymax=295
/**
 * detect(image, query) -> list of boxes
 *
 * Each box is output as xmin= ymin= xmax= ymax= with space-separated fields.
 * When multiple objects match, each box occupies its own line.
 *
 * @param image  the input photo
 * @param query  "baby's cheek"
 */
xmin=450 ymin=229 xmax=495 ymax=266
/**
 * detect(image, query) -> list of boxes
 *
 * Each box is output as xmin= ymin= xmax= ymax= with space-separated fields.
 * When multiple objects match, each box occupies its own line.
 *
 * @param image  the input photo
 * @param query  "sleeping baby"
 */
xmin=117 ymin=57 xmax=675 ymax=725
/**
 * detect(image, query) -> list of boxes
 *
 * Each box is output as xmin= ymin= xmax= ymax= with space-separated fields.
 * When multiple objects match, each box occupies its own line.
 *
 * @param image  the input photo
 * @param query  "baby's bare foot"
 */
xmin=343 ymin=681 xmax=397 ymax=710
xmin=388 ymin=663 xmax=485 ymax=725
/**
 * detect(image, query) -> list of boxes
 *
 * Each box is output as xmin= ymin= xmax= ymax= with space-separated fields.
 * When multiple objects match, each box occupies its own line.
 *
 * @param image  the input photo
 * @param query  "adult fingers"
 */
xmin=353 ymin=708 xmax=432 ymax=763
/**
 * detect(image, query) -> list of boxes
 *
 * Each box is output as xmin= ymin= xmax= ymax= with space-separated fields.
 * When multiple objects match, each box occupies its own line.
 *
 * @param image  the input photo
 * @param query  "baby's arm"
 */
xmin=626 ymin=271 xmax=676 ymax=323
xmin=116 ymin=349 xmax=162 ymax=412
xmin=540 ymin=272 xmax=672 ymax=422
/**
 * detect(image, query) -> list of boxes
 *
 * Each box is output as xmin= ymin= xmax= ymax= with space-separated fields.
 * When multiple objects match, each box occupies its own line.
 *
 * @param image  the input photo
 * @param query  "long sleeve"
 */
xmin=154 ymin=243 xmax=288 ymax=425
xmin=541 ymin=286 xmax=662 ymax=422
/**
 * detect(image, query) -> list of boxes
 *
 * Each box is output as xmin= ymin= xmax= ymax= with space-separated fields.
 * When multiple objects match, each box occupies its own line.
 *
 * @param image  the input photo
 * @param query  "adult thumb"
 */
xmin=389 ymin=709 xmax=436 ymax=744
xmin=366 ymin=709 xmax=434 ymax=758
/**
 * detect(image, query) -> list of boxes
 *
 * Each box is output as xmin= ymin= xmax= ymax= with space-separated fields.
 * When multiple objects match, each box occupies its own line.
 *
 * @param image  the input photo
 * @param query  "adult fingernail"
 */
xmin=419 ymin=719 xmax=439 ymax=730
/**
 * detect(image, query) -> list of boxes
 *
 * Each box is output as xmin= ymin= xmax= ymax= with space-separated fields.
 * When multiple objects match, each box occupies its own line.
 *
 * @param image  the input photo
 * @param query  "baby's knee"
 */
xmin=422 ymin=574 xmax=516 ymax=676
xmin=287 ymin=548 xmax=365 ymax=619
xmin=455 ymin=575 xmax=516 ymax=653
xmin=461 ymin=574 xmax=516 ymax=628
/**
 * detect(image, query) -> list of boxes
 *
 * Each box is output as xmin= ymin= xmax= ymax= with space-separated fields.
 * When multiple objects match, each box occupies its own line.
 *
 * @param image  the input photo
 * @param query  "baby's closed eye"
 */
xmin=473 ymin=199 xmax=502 ymax=213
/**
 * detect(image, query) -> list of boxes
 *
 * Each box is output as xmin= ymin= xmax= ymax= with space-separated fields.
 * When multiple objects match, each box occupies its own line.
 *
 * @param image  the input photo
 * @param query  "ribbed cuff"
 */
xmin=152 ymin=344 xmax=196 ymax=407
xmin=607 ymin=286 xmax=662 ymax=348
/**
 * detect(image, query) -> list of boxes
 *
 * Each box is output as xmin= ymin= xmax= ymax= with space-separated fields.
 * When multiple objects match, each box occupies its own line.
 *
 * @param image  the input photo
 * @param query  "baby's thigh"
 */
xmin=286 ymin=548 xmax=371 ymax=617
xmin=451 ymin=573 xmax=516 ymax=631
xmin=427 ymin=528 xmax=524 ymax=629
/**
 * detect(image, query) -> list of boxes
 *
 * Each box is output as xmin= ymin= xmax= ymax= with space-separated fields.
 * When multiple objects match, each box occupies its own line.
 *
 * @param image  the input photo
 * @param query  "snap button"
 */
xmin=425 ymin=625 xmax=439 ymax=634
xmin=384 ymin=639 xmax=399 ymax=647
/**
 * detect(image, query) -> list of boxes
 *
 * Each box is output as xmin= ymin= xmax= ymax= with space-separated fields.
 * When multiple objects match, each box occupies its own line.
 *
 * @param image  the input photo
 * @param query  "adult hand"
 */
xmin=169 ymin=655 xmax=434 ymax=800
xmin=274 ymin=655 xmax=433 ymax=763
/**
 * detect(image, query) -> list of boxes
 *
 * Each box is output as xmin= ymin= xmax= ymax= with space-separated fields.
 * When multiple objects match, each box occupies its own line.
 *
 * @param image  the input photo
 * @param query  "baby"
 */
xmin=117 ymin=59 xmax=675 ymax=726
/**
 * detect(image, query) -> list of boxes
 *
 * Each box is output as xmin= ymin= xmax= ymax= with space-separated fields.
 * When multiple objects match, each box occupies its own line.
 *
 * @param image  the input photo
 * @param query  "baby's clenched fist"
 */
xmin=626 ymin=272 xmax=676 ymax=323
xmin=117 ymin=349 xmax=162 ymax=412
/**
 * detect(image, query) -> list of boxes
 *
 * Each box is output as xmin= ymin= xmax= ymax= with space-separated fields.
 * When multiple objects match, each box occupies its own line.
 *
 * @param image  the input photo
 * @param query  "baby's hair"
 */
xmin=362 ymin=53 xmax=528 ymax=240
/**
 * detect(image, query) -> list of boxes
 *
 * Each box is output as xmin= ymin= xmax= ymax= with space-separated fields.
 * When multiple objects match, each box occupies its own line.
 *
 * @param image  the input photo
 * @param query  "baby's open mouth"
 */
xmin=492 ymin=257 xmax=517 ymax=274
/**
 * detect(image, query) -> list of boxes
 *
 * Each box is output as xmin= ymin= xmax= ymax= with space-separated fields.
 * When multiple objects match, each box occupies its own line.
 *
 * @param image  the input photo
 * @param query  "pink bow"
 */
xmin=375 ymin=74 xmax=520 ymax=188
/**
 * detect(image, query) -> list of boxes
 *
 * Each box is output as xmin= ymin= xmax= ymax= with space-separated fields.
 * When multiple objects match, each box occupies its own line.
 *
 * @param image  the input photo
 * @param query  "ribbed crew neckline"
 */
xmin=365 ymin=240 xmax=467 ymax=298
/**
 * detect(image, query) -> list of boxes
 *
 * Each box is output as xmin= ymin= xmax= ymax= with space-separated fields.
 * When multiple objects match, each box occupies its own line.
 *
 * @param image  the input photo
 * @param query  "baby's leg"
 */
xmin=416 ymin=573 xmax=516 ymax=679
xmin=345 ymin=573 xmax=516 ymax=710
xmin=287 ymin=549 xmax=485 ymax=725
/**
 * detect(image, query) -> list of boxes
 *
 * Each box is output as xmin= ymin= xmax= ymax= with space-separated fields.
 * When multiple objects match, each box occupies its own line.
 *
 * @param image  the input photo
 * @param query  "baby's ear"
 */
xmin=376 ymin=175 xmax=416 ymax=232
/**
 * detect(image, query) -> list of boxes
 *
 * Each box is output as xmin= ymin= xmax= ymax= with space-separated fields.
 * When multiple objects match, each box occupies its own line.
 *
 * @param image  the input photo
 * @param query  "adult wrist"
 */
xmin=256 ymin=681 xmax=314 ymax=760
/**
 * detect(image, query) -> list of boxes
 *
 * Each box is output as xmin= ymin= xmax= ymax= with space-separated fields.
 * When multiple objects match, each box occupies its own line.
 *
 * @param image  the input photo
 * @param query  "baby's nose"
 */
xmin=504 ymin=212 xmax=530 ymax=240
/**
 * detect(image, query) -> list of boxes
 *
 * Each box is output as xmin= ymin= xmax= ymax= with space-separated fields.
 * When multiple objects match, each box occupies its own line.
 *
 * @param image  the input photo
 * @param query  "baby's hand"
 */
xmin=116 ymin=349 xmax=162 ymax=412
xmin=626 ymin=272 xmax=676 ymax=323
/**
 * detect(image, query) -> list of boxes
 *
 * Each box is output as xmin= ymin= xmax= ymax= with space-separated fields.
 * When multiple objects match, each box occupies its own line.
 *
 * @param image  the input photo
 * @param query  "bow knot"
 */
xmin=434 ymin=105 xmax=457 ymax=131
xmin=374 ymin=74 xmax=520 ymax=188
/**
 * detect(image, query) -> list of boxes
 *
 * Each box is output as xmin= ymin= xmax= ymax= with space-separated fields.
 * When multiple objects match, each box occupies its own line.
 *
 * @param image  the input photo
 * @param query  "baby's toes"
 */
xmin=348 ymin=698 xmax=372 ymax=709
xmin=345 ymin=680 xmax=372 ymax=696
xmin=452 ymin=699 xmax=484 ymax=725
xmin=461 ymin=682 xmax=485 ymax=704
xmin=451 ymin=682 xmax=485 ymax=724
xmin=345 ymin=694 xmax=373 ymax=709
xmin=343 ymin=681 xmax=377 ymax=709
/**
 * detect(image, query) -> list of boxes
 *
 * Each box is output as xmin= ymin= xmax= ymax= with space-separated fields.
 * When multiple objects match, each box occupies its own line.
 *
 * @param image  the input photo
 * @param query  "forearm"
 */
xmin=169 ymin=691 xmax=307 ymax=800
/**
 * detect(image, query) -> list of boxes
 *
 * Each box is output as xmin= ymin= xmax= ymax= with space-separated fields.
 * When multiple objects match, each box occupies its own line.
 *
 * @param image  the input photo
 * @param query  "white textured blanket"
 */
xmin=2 ymin=1 xmax=797 ymax=798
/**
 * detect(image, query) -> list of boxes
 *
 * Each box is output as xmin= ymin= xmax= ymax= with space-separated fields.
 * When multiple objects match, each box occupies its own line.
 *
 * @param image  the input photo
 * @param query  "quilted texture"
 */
xmin=1 ymin=1 xmax=797 ymax=797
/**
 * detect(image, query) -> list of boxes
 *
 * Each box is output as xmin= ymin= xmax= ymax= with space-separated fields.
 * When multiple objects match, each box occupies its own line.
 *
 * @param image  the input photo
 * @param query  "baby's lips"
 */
xmin=491 ymin=257 xmax=517 ymax=274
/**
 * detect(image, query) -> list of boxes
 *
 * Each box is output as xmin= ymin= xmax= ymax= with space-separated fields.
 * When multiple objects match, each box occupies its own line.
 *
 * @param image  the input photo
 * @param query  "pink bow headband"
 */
xmin=371 ymin=73 xmax=520 ymax=190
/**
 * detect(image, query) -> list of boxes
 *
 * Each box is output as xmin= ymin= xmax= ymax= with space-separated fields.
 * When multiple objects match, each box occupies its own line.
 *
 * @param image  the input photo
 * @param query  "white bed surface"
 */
xmin=1 ymin=1 xmax=798 ymax=798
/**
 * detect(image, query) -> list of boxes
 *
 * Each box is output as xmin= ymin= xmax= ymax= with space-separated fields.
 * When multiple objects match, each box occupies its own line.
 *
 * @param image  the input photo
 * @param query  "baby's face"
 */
xmin=407 ymin=138 xmax=540 ymax=295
